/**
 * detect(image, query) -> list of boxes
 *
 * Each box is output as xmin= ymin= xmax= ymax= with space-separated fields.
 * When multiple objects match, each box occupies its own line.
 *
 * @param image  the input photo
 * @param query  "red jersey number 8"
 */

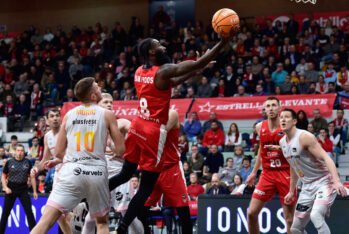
xmin=140 ymin=98 xmax=150 ymax=117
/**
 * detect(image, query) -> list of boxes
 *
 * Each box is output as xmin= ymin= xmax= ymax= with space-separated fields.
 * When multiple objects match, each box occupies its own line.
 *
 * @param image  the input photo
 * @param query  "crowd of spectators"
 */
xmin=1 ymin=10 xmax=349 ymax=200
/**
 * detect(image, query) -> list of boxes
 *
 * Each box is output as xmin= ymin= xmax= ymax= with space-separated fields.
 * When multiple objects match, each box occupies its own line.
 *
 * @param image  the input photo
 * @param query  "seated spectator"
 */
xmin=304 ymin=62 xmax=319 ymax=84
xmin=30 ymin=83 xmax=44 ymax=119
xmin=232 ymin=145 xmax=245 ymax=170
xmin=230 ymin=174 xmax=246 ymax=195
xmin=239 ymin=157 xmax=253 ymax=183
xmin=178 ymin=135 xmax=189 ymax=162
xmin=197 ymin=76 xmax=212 ymax=98
xmin=338 ymin=82 xmax=349 ymax=105
xmin=5 ymin=135 xmax=18 ymax=157
xmin=206 ymin=173 xmax=229 ymax=195
xmin=233 ymin=85 xmax=250 ymax=97
xmin=36 ymin=173 xmax=46 ymax=194
xmin=315 ymin=75 xmax=328 ymax=94
xmin=28 ymin=137 xmax=43 ymax=162
xmin=203 ymin=145 xmax=224 ymax=176
xmin=183 ymin=112 xmax=202 ymax=143
xmin=62 ymin=88 xmax=77 ymax=103
xmin=224 ymin=123 xmax=242 ymax=152
xmin=318 ymin=128 xmax=334 ymax=162
xmin=13 ymin=73 xmax=30 ymax=98
xmin=1 ymin=95 xmax=15 ymax=131
xmin=202 ymin=112 xmax=224 ymax=134
xmin=187 ymin=173 xmax=205 ymax=200
xmin=254 ymin=84 xmax=266 ymax=96
xmin=203 ymin=121 xmax=225 ymax=152
xmin=182 ymin=161 xmax=192 ymax=185
xmin=322 ymin=62 xmax=337 ymax=83
xmin=328 ymin=122 xmax=341 ymax=167
xmin=187 ymin=145 xmax=205 ymax=176
xmin=337 ymin=66 xmax=349 ymax=89
xmin=295 ymin=57 xmax=308 ymax=75
xmin=13 ymin=94 xmax=30 ymax=131
xmin=296 ymin=110 xmax=309 ymax=130
xmin=331 ymin=109 xmax=348 ymax=145
xmin=307 ymin=123 xmax=315 ymax=135
xmin=218 ymin=157 xmax=237 ymax=185
xmin=297 ymin=75 xmax=309 ymax=94
xmin=311 ymin=108 xmax=328 ymax=134
xmin=250 ymin=123 xmax=260 ymax=153
xmin=271 ymin=63 xmax=288 ymax=86
xmin=280 ymin=75 xmax=292 ymax=94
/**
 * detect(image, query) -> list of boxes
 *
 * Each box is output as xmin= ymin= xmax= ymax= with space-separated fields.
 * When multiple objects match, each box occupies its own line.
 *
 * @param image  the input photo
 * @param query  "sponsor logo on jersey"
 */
xmin=292 ymin=148 xmax=297 ymax=152
xmin=76 ymin=109 xmax=96 ymax=116
xmin=296 ymin=204 xmax=310 ymax=212
xmin=254 ymin=189 xmax=266 ymax=196
xmin=72 ymin=119 xmax=97 ymax=125
xmin=134 ymin=75 xmax=154 ymax=84
xmin=73 ymin=156 xmax=101 ymax=162
xmin=73 ymin=167 xmax=103 ymax=176
xmin=73 ymin=167 xmax=82 ymax=175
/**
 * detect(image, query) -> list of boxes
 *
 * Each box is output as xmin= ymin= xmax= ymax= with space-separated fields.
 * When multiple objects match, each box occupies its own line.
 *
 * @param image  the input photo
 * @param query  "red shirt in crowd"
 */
xmin=203 ymin=128 xmax=225 ymax=147
xmin=187 ymin=184 xmax=205 ymax=199
xmin=318 ymin=138 xmax=333 ymax=153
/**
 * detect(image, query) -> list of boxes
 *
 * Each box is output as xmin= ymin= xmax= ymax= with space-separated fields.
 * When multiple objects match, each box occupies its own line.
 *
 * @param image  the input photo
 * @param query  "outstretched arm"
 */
xmin=106 ymin=110 xmax=125 ymax=156
xmin=157 ymin=39 xmax=229 ymax=81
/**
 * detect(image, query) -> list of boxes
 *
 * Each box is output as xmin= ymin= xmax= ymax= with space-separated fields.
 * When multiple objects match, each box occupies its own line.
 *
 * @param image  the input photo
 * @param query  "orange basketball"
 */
xmin=212 ymin=8 xmax=240 ymax=37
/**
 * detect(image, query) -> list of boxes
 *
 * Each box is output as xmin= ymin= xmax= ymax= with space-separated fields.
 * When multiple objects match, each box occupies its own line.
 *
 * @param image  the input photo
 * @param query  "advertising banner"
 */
xmin=0 ymin=195 xmax=58 ymax=234
xmin=198 ymin=195 xmax=349 ymax=234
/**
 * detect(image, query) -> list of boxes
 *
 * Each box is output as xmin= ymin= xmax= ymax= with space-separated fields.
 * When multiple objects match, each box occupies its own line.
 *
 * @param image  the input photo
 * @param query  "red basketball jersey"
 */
xmin=134 ymin=65 xmax=171 ymax=125
xmin=259 ymin=120 xmax=289 ymax=170
xmin=160 ymin=127 xmax=180 ymax=169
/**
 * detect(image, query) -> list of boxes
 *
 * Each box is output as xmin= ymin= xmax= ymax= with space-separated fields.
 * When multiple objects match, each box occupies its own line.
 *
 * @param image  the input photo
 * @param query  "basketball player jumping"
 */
xmin=108 ymin=35 xmax=233 ymax=233
xmin=31 ymin=77 xmax=125 ymax=234
xmin=279 ymin=108 xmax=346 ymax=234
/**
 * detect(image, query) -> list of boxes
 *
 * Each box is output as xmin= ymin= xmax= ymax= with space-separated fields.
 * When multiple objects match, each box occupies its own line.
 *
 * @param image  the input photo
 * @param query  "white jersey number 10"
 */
xmin=74 ymin=131 xmax=95 ymax=152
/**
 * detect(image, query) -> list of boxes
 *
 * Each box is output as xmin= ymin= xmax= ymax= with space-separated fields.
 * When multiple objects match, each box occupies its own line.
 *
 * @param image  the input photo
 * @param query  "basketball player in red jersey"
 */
xmin=246 ymin=97 xmax=296 ymax=234
xmin=109 ymin=35 xmax=232 ymax=233
xmin=140 ymin=110 xmax=192 ymax=234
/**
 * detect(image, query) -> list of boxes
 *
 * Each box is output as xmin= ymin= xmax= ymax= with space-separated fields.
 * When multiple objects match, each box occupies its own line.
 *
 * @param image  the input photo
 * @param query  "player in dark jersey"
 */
xmin=109 ymin=35 xmax=233 ymax=233
xmin=246 ymin=97 xmax=296 ymax=234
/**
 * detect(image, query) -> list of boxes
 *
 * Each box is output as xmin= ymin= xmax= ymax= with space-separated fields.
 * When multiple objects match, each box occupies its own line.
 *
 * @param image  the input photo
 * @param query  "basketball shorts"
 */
xmin=145 ymin=162 xmax=189 ymax=207
xmin=295 ymin=175 xmax=337 ymax=219
xmin=253 ymin=169 xmax=297 ymax=205
xmin=47 ymin=162 xmax=110 ymax=218
xmin=124 ymin=117 xmax=167 ymax=172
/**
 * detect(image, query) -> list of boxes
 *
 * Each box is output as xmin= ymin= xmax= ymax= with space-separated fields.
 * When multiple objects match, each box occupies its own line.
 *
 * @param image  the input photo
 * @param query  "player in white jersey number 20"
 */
xmin=278 ymin=108 xmax=347 ymax=234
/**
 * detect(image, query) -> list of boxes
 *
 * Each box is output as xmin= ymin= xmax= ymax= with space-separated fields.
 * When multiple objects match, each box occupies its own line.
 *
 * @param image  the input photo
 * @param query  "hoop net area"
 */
xmin=290 ymin=0 xmax=317 ymax=4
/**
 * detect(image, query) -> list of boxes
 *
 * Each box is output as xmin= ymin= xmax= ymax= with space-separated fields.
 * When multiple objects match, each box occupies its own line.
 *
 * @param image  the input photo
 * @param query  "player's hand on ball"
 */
xmin=284 ymin=192 xmax=295 ymax=205
xmin=334 ymin=182 xmax=347 ymax=196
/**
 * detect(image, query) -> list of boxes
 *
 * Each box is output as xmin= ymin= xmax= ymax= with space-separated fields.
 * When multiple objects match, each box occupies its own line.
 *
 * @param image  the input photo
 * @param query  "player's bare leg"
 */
xmin=31 ymin=206 xmax=62 ymax=234
xmin=282 ymin=204 xmax=296 ymax=234
xmin=95 ymin=215 xmax=109 ymax=234
xmin=247 ymin=198 xmax=266 ymax=234
xmin=58 ymin=214 xmax=73 ymax=234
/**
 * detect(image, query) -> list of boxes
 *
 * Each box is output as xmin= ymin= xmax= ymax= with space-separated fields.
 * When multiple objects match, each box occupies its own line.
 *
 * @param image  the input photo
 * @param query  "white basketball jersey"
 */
xmin=105 ymin=137 xmax=124 ymax=177
xmin=279 ymin=129 xmax=330 ymax=184
xmin=65 ymin=104 xmax=108 ymax=166
xmin=46 ymin=130 xmax=57 ymax=156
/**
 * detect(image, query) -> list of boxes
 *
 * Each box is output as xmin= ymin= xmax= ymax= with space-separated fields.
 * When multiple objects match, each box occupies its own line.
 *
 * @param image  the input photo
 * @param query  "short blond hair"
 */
xmin=101 ymin=93 xmax=113 ymax=100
